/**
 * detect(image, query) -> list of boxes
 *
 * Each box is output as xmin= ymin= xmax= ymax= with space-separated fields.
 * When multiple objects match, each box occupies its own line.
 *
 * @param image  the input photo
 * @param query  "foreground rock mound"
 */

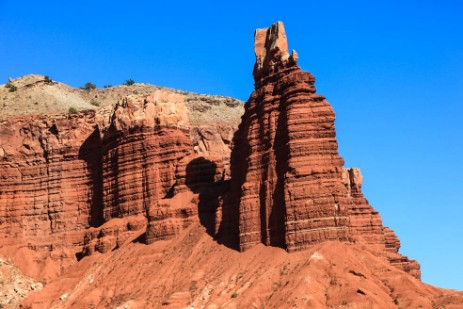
xmin=226 ymin=21 xmax=419 ymax=278
xmin=21 ymin=225 xmax=463 ymax=309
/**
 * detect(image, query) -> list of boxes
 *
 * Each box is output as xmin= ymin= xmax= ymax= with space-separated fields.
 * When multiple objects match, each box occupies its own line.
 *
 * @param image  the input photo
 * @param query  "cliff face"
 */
xmin=226 ymin=21 xmax=419 ymax=277
xmin=0 ymin=89 xmax=240 ymax=271
xmin=82 ymin=91 xmax=197 ymax=255
xmin=0 ymin=112 xmax=99 ymax=249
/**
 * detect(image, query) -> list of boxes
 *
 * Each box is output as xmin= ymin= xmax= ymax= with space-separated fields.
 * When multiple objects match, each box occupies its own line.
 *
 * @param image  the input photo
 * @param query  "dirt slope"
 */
xmin=19 ymin=223 xmax=462 ymax=309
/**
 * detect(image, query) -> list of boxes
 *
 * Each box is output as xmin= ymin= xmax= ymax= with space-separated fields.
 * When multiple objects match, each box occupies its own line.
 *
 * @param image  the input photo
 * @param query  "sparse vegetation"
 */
xmin=90 ymin=99 xmax=100 ymax=107
xmin=5 ymin=82 xmax=17 ymax=92
xmin=124 ymin=79 xmax=135 ymax=86
xmin=82 ymin=82 xmax=96 ymax=91
xmin=8 ymin=84 xmax=18 ymax=92
xmin=68 ymin=107 xmax=78 ymax=114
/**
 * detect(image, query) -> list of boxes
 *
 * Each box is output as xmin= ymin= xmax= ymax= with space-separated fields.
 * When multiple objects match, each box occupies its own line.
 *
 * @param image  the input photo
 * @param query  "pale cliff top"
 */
xmin=0 ymin=74 xmax=244 ymax=127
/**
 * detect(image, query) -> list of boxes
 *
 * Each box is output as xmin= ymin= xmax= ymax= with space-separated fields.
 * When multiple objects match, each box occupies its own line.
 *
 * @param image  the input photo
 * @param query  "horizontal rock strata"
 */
xmin=0 ymin=89 xmax=236 ymax=262
xmin=0 ymin=112 xmax=100 ymax=249
xmin=225 ymin=21 xmax=420 ymax=278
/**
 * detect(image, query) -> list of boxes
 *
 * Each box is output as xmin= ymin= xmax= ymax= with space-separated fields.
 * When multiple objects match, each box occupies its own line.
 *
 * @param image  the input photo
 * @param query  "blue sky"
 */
xmin=1 ymin=1 xmax=462 ymax=290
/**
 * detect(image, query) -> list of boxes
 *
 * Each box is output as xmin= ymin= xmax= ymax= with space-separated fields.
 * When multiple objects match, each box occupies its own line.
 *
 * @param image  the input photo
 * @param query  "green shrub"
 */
xmin=231 ymin=293 xmax=238 ymax=298
xmin=44 ymin=76 xmax=51 ymax=82
xmin=103 ymin=84 xmax=112 ymax=88
xmin=68 ymin=107 xmax=78 ymax=114
xmin=124 ymin=79 xmax=135 ymax=86
xmin=82 ymin=82 xmax=96 ymax=91
xmin=8 ymin=85 xmax=17 ymax=92
xmin=5 ymin=82 xmax=13 ymax=88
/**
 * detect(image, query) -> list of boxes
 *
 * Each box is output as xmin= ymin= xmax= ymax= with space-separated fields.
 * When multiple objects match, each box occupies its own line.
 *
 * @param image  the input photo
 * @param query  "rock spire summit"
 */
xmin=253 ymin=21 xmax=298 ymax=81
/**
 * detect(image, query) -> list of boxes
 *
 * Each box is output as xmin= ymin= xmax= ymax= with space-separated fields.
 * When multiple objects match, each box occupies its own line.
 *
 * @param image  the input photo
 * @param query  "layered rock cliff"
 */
xmin=226 ymin=21 xmax=419 ymax=277
xmin=0 ymin=88 xmax=242 ymax=280
xmin=0 ymin=112 xmax=99 ymax=250
xmin=1 ymin=21 xmax=453 ymax=308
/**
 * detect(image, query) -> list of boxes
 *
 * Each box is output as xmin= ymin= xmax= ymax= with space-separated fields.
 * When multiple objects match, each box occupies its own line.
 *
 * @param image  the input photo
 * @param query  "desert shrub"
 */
xmin=132 ymin=90 xmax=139 ymax=95
xmin=103 ymin=84 xmax=112 ymax=88
xmin=8 ymin=84 xmax=17 ymax=92
xmin=68 ymin=107 xmax=78 ymax=114
xmin=124 ymin=79 xmax=135 ymax=86
xmin=83 ymin=82 xmax=96 ymax=91
xmin=90 ymin=99 xmax=100 ymax=107
xmin=231 ymin=293 xmax=238 ymax=298
xmin=44 ymin=76 xmax=51 ymax=82
xmin=5 ymin=82 xmax=13 ymax=88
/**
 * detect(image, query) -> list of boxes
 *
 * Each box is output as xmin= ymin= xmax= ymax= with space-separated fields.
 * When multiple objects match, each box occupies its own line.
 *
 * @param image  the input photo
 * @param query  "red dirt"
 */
xmin=21 ymin=224 xmax=463 ymax=308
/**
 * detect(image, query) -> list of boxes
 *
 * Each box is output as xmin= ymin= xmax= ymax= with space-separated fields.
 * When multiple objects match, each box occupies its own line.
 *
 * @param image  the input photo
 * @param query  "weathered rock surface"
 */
xmin=0 ymin=112 xmax=101 ymax=251
xmin=226 ymin=21 xmax=420 ymax=278
xmin=0 ymin=88 xmax=240 ymax=277
xmin=100 ymin=90 xmax=193 ymax=222
xmin=0 ymin=257 xmax=43 ymax=307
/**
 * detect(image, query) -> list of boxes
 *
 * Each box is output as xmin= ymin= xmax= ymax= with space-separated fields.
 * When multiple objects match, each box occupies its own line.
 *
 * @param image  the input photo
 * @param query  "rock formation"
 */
xmin=0 ymin=112 xmax=100 ymax=250
xmin=226 ymin=21 xmax=419 ymax=277
xmin=0 ymin=89 xmax=239 ymax=264
xmin=0 ymin=22 xmax=419 ymax=278
xmin=1 ymin=20 xmax=460 ymax=309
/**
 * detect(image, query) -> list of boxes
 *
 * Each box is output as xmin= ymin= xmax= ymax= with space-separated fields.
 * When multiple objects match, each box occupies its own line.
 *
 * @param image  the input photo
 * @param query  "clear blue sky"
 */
xmin=1 ymin=0 xmax=462 ymax=290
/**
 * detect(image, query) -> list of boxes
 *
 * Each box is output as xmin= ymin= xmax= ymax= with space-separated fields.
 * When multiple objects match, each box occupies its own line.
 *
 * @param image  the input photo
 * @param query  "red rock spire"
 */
xmin=226 ymin=21 xmax=420 ymax=278
xmin=252 ymin=21 xmax=298 ymax=83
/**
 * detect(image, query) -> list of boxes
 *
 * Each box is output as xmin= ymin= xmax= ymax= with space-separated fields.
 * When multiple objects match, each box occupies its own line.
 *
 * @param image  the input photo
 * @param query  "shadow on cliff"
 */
xmin=219 ymin=89 xmax=290 ymax=251
xmin=78 ymin=127 xmax=104 ymax=228
xmin=185 ymin=157 xmax=237 ymax=250
xmin=268 ymin=97 xmax=290 ymax=248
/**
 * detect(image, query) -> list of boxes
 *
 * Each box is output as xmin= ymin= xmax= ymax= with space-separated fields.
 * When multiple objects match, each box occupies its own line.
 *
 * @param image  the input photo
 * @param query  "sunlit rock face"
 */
xmin=225 ymin=21 xmax=419 ymax=278
xmin=0 ymin=88 xmax=237 ymax=266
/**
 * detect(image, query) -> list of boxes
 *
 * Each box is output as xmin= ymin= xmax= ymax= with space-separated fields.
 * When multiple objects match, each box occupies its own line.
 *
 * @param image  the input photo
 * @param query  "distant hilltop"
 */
xmin=0 ymin=74 xmax=243 ymax=126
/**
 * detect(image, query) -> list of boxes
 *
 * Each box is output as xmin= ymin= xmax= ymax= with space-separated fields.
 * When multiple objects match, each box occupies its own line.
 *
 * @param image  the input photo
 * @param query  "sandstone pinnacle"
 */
xmin=228 ymin=21 xmax=420 ymax=279
xmin=253 ymin=21 xmax=298 ymax=81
